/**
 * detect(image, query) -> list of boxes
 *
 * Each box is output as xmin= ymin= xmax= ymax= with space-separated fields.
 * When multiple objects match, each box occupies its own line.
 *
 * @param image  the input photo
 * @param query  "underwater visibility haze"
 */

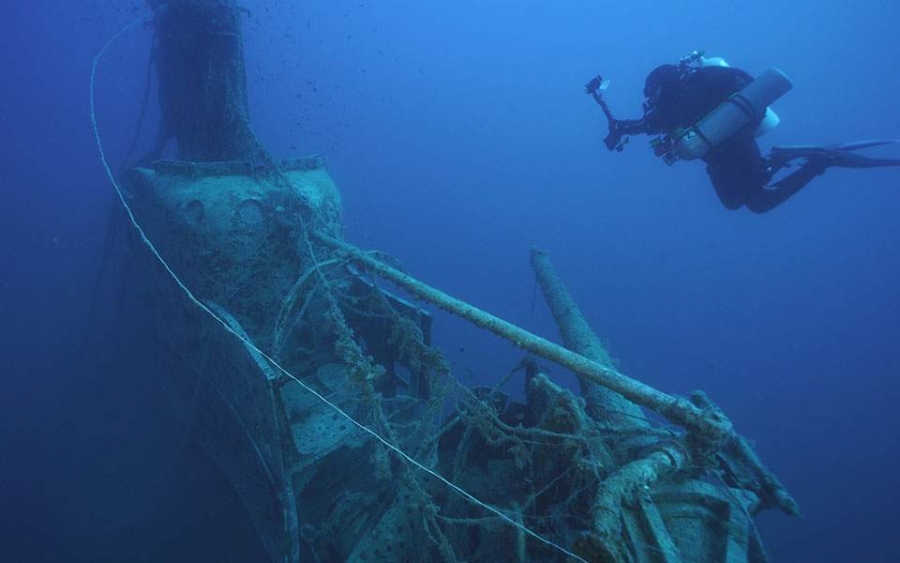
xmin=1 ymin=0 xmax=899 ymax=561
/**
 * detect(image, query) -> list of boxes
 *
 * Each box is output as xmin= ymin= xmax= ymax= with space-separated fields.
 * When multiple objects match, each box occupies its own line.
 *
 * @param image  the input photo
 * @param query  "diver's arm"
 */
xmin=604 ymin=117 xmax=653 ymax=151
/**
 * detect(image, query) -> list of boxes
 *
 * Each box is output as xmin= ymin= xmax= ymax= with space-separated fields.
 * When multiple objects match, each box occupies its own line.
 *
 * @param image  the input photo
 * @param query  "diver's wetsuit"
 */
xmin=651 ymin=66 xmax=784 ymax=212
xmin=612 ymin=66 xmax=821 ymax=213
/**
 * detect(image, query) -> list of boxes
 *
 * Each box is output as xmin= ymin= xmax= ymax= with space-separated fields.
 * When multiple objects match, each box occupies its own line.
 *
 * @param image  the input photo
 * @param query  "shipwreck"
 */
xmin=91 ymin=1 xmax=798 ymax=561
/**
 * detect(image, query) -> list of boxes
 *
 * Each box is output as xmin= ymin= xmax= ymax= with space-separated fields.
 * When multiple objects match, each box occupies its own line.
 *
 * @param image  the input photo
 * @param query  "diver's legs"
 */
xmin=707 ymin=162 xmax=750 ymax=210
xmin=705 ymin=134 xmax=770 ymax=210
xmin=743 ymin=160 xmax=825 ymax=213
xmin=708 ymin=140 xmax=899 ymax=213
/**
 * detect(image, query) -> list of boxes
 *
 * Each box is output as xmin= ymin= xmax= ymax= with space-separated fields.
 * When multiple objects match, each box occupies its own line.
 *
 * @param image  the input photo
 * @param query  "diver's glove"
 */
xmin=604 ymin=121 xmax=625 ymax=151
xmin=604 ymin=118 xmax=647 ymax=151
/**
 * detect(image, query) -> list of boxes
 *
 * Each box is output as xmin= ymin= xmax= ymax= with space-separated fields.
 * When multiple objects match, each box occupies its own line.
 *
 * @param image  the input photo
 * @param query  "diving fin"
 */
xmin=827 ymin=139 xmax=900 ymax=152
xmin=769 ymin=139 xmax=900 ymax=171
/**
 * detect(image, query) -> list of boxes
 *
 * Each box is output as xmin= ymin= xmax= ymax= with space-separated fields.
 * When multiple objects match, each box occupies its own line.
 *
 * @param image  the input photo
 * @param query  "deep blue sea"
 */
xmin=2 ymin=1 xmax=899 ymax=561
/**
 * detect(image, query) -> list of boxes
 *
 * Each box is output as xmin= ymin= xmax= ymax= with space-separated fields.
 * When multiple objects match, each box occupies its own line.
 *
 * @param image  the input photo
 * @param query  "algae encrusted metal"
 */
xmin=120 ymin=158 xmax=795 ymax=562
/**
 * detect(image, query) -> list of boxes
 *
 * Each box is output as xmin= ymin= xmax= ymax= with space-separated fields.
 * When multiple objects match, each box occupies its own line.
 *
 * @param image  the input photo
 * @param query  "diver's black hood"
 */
xmin=643 ymin=64 xmax=680 ymax=98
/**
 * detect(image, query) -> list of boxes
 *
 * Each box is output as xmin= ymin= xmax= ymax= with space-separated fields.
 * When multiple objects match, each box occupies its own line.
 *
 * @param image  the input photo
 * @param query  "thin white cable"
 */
xmin=91 ymin=15 xmax=588 ymax=563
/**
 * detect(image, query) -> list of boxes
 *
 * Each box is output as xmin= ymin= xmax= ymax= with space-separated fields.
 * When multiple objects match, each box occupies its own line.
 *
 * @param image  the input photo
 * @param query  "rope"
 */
xmin=121 ymin=34 xmax=157 ymax=171
xmin=90 ymin=14 xmax=588 ymax=563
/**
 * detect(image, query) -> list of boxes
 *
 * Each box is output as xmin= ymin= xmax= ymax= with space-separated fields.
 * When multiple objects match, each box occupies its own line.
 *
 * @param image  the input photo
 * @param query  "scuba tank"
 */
xmin=689 ymin=53 xmax=782 ymax=138
xmin=662 ymin=52 xmax=793 ymax=163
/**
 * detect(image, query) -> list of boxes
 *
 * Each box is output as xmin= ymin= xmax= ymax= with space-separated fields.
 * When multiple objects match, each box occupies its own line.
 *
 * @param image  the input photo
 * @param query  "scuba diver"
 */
xmin=587 ymin=52 xmax=900 ymax=213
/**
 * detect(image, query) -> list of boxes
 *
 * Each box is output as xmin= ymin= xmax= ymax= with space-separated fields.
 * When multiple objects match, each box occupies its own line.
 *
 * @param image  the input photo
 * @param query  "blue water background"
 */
xmin=2 ymin=1 xmax=899 ymax=561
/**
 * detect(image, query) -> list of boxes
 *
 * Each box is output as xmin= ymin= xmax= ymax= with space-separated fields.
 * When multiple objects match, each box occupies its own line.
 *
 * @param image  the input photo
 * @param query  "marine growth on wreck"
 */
xmin=91 ymin=2 xmax=799 ymax=561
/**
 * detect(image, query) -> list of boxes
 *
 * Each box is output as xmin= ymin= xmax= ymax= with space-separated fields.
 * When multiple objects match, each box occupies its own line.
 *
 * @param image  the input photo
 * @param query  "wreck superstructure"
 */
xmin=96 ymin=2 xmax=799 ymax=561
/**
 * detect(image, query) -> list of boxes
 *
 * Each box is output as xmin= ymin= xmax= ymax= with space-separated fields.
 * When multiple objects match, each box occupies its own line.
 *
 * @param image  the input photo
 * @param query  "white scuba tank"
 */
xmin=699 ymin=55 xmax=780 ymax=137
xmin=672 ymin=67 xmax=793 ymax=161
